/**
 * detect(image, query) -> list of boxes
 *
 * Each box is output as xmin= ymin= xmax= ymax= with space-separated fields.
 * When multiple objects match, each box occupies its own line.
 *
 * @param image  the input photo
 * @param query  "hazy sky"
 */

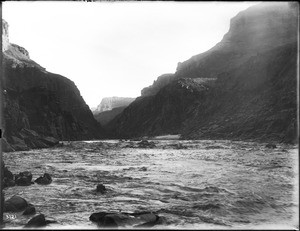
xmin=3 ymin=1 xmax=258 ymax=109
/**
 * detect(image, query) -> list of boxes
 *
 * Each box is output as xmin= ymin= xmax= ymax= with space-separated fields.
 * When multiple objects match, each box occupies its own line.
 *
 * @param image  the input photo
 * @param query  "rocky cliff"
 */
xmin=93 ymin=97 xmax=135 ymax=114
xmin=175 ymin=2 xmax=298 ymax=80
xmin=107 ymin=2 xmax=298 ymax=143
xmin=94 ymin=106 xmax=127 ymax=126
xmin=107 ymin=78 xmax=212 ymax=138
xmin=141 ymin=74 xmax=174 ymax=97
xmin=1 ymin=19 xmax=105 ymax=151
xmin=182 ymin=42 xmax=298 ymax=143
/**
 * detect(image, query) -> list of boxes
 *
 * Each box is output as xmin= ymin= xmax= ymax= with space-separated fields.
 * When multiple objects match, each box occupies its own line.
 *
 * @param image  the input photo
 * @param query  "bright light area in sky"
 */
xmin=3 ymin=1 xmax=258 ymax=109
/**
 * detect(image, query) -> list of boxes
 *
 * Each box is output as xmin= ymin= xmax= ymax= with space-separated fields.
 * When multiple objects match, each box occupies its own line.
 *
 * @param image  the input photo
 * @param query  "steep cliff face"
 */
xmin=141 ymin=2 xmax=298 ymax=93
xmin=175 ymin=2 xmax=298 ymax=80
xmin=107 ymin=2 xmax=298 ymax=143
xmin=94 ymin=106 xmax=127 ymax=126
xmin=108 ymin=78 xmax=212 ymax=138
xmin=182 ymin=42 xmax=298 ymax=143
xmin=1 ymin=20 xmax=105 ymax=151
xmin=141 ymin=74 xmax=174 ymax=97
xmin=93 ymin=97 xmax=135 ymax=114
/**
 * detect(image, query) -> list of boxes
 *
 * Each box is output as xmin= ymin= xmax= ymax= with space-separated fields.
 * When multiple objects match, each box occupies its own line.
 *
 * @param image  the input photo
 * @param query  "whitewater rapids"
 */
xmin=3 ymin=139 xmax=298 ymax=229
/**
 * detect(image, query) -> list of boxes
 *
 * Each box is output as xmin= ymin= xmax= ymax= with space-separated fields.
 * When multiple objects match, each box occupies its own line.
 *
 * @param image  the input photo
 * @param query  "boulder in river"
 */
xmin=25 ymin=214 xmax=45 ymax=227
xmin=23 ymin=204 xmax=36 ymax=215
xmin=138 ymin=140 xmax=155 ymax=148
xmin=89 ymin=211 xmax=161 ymax=228
xmin=15 ymin=171 xmax=33 ymax=186
xmin=4 ymin=195 xmax=28 ymax=212
xmin=34 ymin=173 xmax=52 ymax=185
xmin=139 ymin=166 xmax=147 ymax=171
xmin=96 ymin=184 xmax=106 ymax=194
xmin=265 ymin=143 xmax=277 ymax=149
xmin=24 ymin=214 xmax=57 ymax=228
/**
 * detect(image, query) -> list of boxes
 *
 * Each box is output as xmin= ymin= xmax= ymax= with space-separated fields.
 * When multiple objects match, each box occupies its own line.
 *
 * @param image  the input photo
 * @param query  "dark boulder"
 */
xmin=90 ymin=211 xmax=161 ymax=228
xmin=138 ymin=140 xmax=155 ymax=148
xmin=24 ymin=214 xmax=57 ymax=228
xmin=22 ymin=204 xmax=36 ymax=215
xmin=25 ymin=214 xmax=47 ymax=228
xmin=96 ymin=184 xmax=106 ymax=194
xmin=139 ymin=166 xmax=147 ymax=171
xmin=266 ymin=143 xmax=277 ymax=149
xmin=15 ymin=171 xmax=33 ymax=186
xmin=4 ymin=195 xmax=28 ymax=212
xmin=34 ymin=173 xmax=52 ymax=185
xmin=89 ymin=212 xmax=113 ymax=223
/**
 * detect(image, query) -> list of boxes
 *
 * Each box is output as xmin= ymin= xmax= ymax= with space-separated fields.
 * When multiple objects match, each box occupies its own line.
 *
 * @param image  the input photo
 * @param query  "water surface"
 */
xmin=3 ymin=140 xmax=298 ymax=229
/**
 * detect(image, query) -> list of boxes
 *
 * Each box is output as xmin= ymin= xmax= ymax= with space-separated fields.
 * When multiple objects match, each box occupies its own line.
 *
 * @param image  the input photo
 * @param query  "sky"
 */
xmin=3 ymin=1 xmax=258 ymax=109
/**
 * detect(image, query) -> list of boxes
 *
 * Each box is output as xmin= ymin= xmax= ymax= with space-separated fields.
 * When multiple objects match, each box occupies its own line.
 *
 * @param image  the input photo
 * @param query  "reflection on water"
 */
xmin=3 ymin=140 xmax=299 ymax=229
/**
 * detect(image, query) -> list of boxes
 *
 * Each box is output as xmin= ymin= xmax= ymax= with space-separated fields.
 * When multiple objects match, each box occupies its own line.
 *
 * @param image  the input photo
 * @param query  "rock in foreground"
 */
xmin=34 ymin=173 xmax=52 ymax=185
xmin=15 ymin=171 xmax=33 ymax=186
xmin=24 ymin=214 xmax=56 ymax=228
xmin=4 ymin=195 xmax=28 ymax=212
xmin=89 ymin=211 xmax=161 ymax=228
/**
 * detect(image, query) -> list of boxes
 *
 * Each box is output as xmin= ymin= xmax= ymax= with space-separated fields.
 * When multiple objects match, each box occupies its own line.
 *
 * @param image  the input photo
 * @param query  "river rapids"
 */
xmin=2 ymin=139 xmax=299 ymax=229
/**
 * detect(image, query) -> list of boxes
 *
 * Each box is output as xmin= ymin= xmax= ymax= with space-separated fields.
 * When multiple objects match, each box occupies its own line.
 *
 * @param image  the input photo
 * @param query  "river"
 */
xmin=3 ymin=139 xmax=299 ymax=229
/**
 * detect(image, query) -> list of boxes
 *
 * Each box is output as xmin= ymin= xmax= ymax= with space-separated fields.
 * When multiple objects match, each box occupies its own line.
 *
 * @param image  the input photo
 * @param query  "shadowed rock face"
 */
xmin=1 ymin=20 xmax=105 ymax=151
xmin=182 ymin=42 xmax=298 ymax=143
xmin=107 ymin=78 xmax=211 ymax=138
xmin=107 ymin=2 xmax=298 ymax=143
xmin=92 ymin=97 xmax=136 ymax=127
xmin=141 ymin=74 xmax=174 ymax=97
xmin=175 ymin=2 xmax=298 ymax=80
xmin=94 ymin=106 xmax=127 ymax=126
